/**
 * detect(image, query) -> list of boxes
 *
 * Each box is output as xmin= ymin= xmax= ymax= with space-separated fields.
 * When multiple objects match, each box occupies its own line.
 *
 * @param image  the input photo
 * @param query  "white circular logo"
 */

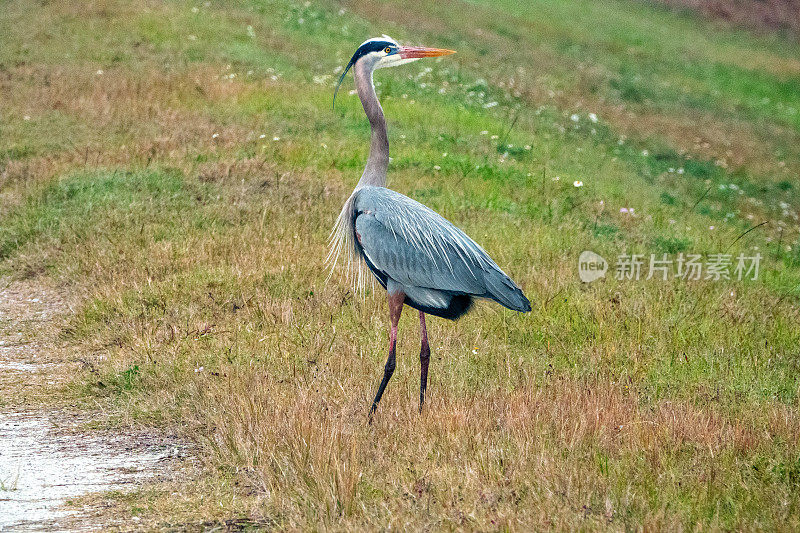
xmin=578 ymin=251 xmax=608 ymax=283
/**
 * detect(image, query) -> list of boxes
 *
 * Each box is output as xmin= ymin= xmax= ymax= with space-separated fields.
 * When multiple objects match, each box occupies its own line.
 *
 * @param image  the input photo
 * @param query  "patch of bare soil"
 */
xmin=0 ymin=278 xmax=185 ymax=531
xmin=652 ymin=0 xmax=800 ymax=37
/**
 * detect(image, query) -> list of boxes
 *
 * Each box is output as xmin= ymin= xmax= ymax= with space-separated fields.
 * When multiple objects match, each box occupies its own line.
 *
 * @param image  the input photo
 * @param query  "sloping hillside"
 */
xmin=1 ymin=0 xmax=799 ymax=529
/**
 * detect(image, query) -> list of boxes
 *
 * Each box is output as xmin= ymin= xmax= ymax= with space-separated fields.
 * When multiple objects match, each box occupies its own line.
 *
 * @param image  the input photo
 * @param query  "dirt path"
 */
xmin=0 ymin=278 xmax=182 ymax=531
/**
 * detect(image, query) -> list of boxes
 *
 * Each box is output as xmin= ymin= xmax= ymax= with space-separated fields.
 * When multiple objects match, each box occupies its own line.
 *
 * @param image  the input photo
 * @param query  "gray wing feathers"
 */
xmin=355 ymin=214 xmax=484 ymax=294
xmin=354 ymin=187 xmax=531 ymax=312
xmin=483 ymin=267 xmax=532 ymax=312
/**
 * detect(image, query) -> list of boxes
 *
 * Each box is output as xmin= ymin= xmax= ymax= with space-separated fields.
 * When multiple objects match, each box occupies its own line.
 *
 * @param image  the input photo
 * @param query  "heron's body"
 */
xmin=345 ymin=185 xmax=530 ymax=319
xmin=328 ymin=37 xmax=531 ymax=420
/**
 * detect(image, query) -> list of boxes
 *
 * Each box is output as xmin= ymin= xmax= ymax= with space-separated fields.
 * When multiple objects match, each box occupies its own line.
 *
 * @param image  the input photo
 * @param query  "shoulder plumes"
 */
xmin=325 ymin=191 xmax=372 ymax=295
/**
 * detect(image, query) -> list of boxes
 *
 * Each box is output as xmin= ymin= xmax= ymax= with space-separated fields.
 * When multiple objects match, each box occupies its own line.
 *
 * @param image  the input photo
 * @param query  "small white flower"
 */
xmin=573 ymin=180 xmax=583 ymax=187
xmin=191 ymin=6 xmax=199 ymax=13
xmin=273 ymin=136 xmax=280 ymax=141
xmin=483 ymin=101 xmax=498 ymax=108
xmin=620 ymin=207 xmax=629 ymax=213
xmin=480 ymin=130 xmax=488 ymax=135
xmin=194 ymin=366 xmax=204 ymax=373
xmin=259 ymin=134 xmax=266 ymax=139
xmin=570 ymin=113 xmax=580 ymax=122
xmin=641 ymin=150 xmax=649 ymax=156
xmin=709 ymin=225 xmax=715 ymax=230
xmin=95 ymin=69 xmax=104 ymax=75
xmin=553 ymin=175 xmax=560 ymax=181
xmin=588 ymin=113 xmax=598 ymax=123
xmin=490 ymin=135 xmax=498 ymax=140
xmin=677 ymin=168 xmax=685 ymax=174
xmin=212 ymin=133 xmax=219 ymax=139
xmin=433 ymin=165 xmax=441 ymax=171
xmin=524 ymin=144 xmax=531 ymax=150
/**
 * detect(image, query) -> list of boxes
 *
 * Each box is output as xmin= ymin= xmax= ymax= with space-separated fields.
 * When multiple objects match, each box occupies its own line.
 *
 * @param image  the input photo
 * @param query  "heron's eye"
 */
xmin=384 ymin=47 xmax=392 ymax=54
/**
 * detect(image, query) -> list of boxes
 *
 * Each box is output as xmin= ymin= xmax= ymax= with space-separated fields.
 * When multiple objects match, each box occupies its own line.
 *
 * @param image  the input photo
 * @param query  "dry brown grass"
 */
xmin=0 ymin=62 xmax=279 ymax=218
xmin=183 ymin=370 xmax=799 ymax=529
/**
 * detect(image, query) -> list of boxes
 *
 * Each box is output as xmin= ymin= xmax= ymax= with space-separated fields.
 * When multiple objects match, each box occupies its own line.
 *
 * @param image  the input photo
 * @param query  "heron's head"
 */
xmin=333 ymin=36 xmax=455 ymax=109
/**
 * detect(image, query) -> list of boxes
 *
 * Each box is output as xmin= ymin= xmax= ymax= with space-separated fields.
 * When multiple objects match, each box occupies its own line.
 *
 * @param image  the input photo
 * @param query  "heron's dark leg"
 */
xmin=419 ymin=311 xmax=430 ymax=411
xmin=369 ymin=290 xmax=404 ymax=422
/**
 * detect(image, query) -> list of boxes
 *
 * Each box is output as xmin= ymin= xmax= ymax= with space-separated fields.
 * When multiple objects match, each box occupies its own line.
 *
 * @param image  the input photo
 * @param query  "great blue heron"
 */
xmin=328 ymin=36 xmax=531 ymax=420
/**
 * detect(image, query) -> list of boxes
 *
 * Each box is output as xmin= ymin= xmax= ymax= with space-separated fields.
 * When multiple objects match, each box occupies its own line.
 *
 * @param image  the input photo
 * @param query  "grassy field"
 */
xmin=2 ymin=0 xmax=800 ymax=529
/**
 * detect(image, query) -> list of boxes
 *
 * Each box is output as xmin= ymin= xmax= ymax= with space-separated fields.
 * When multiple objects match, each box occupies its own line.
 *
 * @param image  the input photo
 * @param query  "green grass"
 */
xmin=0 ymin=170 xmax=190 ymax=260
xmin=2 ymin=0 xmax=800 ymax=529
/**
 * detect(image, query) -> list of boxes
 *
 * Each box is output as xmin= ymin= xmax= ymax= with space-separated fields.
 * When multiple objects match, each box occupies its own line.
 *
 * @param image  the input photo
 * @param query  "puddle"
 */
xmin=0 ymin=412 xmax=173 ymax=531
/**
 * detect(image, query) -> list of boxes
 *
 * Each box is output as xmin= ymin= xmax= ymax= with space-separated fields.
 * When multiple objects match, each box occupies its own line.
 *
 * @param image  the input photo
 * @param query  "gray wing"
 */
xmin=352 ymin=186 xmax=531 ymax=312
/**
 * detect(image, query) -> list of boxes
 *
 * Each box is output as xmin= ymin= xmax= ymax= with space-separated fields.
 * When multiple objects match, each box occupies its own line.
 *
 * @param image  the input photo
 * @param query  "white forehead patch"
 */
xmin=359 ymin=35 xmax=399 ymax=48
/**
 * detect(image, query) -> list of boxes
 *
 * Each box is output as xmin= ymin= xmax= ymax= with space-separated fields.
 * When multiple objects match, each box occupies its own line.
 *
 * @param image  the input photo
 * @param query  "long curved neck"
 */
xmin=354 ymin=60 xmax=388 ymax=188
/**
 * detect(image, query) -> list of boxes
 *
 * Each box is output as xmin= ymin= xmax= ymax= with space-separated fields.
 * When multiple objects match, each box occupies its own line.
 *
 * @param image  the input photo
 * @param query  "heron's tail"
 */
xmin=483 ymin=268 xmax=532 ymax=312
